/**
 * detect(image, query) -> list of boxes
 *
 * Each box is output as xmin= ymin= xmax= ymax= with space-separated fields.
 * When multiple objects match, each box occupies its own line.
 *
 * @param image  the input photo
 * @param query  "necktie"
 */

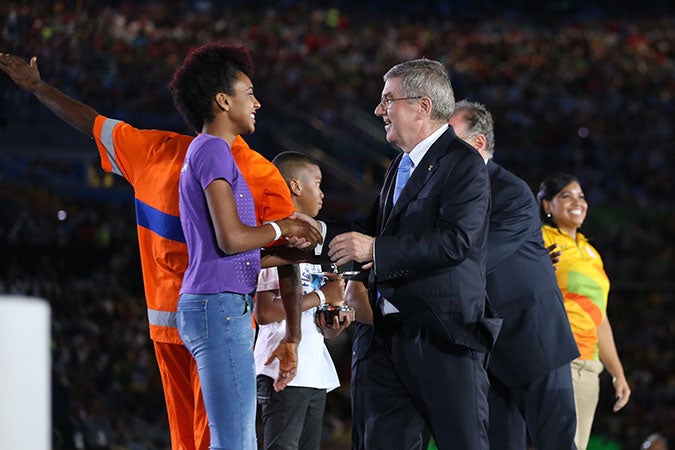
xmin=392 ymin=153 xmax=413 ymax=205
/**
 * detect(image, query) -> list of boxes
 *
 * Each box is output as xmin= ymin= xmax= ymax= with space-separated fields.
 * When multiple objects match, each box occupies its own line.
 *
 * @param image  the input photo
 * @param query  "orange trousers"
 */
xmin=153 ymin=341 xmax=209 ymax=450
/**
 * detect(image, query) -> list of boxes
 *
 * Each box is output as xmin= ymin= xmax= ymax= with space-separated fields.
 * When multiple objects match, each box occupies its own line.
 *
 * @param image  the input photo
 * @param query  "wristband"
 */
xmin=314 ymin=289 xmax=326 ymax=306
xmin=266 ymin=221 xmax=282 ymax=241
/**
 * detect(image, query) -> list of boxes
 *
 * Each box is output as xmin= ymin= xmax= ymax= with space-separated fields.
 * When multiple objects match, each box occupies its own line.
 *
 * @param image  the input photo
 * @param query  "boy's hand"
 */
xmin=321 ymin=274 xmax=346 ymax=304
xmin=315 ymin=309 xmax=352 ymax=338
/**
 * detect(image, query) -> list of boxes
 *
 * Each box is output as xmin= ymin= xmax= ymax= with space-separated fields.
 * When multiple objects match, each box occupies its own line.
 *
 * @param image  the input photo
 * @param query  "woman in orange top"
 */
xmin=537 ymin=173 xmax=631 ymax=450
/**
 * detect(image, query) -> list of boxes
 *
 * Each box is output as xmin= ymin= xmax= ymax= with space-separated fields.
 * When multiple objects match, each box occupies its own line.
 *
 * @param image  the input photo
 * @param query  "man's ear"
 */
xmin=472 ymin=133 xmax=487 ymax=152
xmin=418 ymin=96 xmax=432 ymax=118
xmin=288 ymin=178 xmax=302 ymax=196
xmin=215 ymin=93 xmax=229 ymax=111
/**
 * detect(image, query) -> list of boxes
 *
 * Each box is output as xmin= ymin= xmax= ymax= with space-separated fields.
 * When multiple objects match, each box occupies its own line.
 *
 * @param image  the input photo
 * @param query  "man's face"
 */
xmin=374 ymin=77 xmax=422 ymax=153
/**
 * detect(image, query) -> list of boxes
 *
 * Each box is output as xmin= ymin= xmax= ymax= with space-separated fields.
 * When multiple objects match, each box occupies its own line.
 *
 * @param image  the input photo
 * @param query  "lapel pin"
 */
xmin=428 ymin=165 xmax=433 ymax=171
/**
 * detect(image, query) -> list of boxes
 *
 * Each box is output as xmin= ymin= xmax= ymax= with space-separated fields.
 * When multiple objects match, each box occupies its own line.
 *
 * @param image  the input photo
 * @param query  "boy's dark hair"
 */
xmin=169 ymin=41 xmax=253 ymax=133
xmin=536 ymin=173 xmax=579 ymax=227
xmin=272 ymin=151 xmax=320 ymax=182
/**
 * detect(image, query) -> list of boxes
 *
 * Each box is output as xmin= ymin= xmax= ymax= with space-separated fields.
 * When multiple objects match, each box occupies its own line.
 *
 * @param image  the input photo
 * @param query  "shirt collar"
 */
xmin=406 ymin=124 xmax=448 ymax=172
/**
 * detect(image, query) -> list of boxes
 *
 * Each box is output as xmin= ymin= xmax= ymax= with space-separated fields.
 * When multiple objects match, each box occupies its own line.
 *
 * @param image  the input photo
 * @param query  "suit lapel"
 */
xmin=380 ymin=153 xmax=401 ymax=228
xmin=384 ymin=129 xmax=455 ymax=229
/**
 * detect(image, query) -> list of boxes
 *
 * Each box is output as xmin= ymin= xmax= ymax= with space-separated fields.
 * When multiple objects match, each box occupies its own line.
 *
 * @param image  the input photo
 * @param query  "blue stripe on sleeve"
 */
xmin=135 ymin=199 xmax=185 ymax=243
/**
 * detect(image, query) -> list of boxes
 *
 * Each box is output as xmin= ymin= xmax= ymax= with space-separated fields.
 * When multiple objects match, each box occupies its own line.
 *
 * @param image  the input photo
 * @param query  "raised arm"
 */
xmin=0 ymin=54 xmax=97 ymax=135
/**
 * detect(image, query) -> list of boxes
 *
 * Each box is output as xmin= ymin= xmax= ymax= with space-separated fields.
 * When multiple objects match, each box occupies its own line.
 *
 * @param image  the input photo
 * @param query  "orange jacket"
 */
xmin=94 ymin=116 xmax=294 ymax=343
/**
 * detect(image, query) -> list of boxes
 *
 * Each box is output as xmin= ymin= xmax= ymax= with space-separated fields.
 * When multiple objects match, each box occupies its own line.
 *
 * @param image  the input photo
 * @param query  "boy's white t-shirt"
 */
xmin=254 ymin=262 xmax=340 ymax=391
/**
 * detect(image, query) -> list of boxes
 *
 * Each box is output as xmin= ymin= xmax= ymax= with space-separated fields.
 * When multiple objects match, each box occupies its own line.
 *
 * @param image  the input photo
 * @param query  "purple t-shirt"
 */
xmin=178 ymin=133 xmax=260 ymax=294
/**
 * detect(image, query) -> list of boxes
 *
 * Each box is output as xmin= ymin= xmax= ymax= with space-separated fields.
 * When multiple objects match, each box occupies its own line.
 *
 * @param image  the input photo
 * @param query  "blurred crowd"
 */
xmin=1 ymin=0 xmax=673 ymax=448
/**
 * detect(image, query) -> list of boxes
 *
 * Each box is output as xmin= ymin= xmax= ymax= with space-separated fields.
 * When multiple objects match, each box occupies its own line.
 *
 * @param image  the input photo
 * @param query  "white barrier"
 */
xmin=0 ymin=296 xmax=51 ymax=450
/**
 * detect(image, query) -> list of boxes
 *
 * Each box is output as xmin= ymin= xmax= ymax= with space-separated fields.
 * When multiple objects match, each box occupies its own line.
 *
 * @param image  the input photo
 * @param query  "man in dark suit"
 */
xmin=343 ymin=274 xmax=433 ymax=450
xmin=328 ymin=59 xmax=501 ymax=450
xmin=449 ymin=100 xmax=579 ymax=450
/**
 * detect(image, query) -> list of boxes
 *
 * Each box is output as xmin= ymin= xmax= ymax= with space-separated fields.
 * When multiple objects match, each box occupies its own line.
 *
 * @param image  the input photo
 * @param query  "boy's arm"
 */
xmin=0 ymin=54 xmax=97 ymax=135
xmin=254 ymin=287 xmax=325 ymax=325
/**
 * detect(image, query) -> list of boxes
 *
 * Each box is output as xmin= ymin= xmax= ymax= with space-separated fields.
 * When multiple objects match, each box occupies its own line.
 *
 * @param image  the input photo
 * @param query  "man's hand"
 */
xmin=546 ymin=243 xmax=561 ymax=268
xmin=328 ymin=231 xmax=374 ymax=267
xmin=265 ymin=340 xmax=299 ymax=392
xmin=0 ymin=54 xmax=42 ymax=92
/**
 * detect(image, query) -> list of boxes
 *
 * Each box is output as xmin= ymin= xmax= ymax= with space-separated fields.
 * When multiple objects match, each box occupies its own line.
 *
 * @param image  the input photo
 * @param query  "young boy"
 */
xmin=254 ymin=151 xmax=351 ymax=450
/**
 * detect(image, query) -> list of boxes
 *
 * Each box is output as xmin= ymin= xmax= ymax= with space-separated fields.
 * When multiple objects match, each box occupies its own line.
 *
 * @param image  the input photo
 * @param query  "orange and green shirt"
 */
xmin=93 ymin=115 xmax=294 ymax=344
xmin=541 ymin=225 xmax=610 ymax=360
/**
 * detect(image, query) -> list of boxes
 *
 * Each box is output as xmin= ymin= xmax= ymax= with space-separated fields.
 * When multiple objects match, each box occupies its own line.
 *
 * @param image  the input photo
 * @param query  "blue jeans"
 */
xmin=177 ymin=292 xmax=256 ymax=450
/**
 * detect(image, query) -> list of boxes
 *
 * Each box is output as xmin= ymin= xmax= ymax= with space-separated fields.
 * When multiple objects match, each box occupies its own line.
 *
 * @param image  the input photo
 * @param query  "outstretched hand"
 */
xmin=265 ymin=340 xmax=299 ymax=392
xmin=328 ymin=231 xmax=374 ymax=268
xmin=0 ymin=53 xmax=97 ymax=135
xmin=0 ymin=53 xmax=41 ymax=92
xmin=278 ymin=213 xmax=323 ymax=251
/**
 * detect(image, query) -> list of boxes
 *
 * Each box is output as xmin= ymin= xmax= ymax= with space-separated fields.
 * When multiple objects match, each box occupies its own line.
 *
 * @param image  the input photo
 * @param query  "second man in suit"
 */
xmin=449 ymin=100 xmax=579 ymax=450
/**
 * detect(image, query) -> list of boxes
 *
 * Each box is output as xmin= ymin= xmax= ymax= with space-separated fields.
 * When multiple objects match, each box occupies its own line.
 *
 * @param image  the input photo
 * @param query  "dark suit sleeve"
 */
xmin=374 ymin=150 xmax=490 ymax=281
xmin=486 ymin=168 xmax=541 ymax=275
xmin=320 ymin=195 xmax=380 ymax=259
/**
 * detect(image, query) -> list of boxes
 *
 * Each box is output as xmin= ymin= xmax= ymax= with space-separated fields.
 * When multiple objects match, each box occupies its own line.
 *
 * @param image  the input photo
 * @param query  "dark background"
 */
xmin=1 ymin=1 xmax=673 ymax=448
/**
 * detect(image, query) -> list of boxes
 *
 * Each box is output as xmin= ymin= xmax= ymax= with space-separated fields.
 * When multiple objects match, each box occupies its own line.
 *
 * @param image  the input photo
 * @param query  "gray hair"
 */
xmin=384 ymin=59 xmax=455 ymax=122
xmin=451 ymin=100 xmax=495 ymax=158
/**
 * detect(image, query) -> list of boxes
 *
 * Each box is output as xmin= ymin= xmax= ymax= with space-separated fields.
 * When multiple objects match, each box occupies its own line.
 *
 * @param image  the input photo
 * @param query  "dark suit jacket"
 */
xmin=485 ymin=161 xmax=579 ymax=386
xmin=356 ymin=127 xmax=501 ymax=352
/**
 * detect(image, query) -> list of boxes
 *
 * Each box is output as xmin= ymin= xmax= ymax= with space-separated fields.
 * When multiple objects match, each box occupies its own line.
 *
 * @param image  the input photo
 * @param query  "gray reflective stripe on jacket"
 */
xmin=100 ymin=118 xmax=123 ymax=176
xmin=148 ymin=308 xmax=177 ymax=328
